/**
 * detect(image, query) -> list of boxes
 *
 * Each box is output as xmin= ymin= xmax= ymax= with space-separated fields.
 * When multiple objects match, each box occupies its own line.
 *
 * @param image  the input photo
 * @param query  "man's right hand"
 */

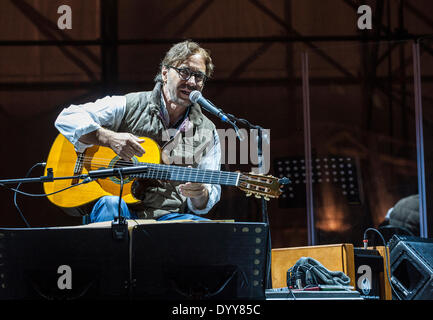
xmin=108 ymin=132 xmax=145 ymax=160
xmin=79 ymin=128 xmax=145 ymax=160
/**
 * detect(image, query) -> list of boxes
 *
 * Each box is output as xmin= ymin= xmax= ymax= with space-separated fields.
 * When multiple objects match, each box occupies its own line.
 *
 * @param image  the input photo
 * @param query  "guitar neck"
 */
xmin=132 ymin=163 xmax=240 ymax=186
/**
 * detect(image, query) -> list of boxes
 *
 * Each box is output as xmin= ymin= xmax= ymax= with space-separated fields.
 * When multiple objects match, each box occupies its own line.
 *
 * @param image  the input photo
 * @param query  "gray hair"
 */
xmin=154 ymin=40 xmax=214 ymax=83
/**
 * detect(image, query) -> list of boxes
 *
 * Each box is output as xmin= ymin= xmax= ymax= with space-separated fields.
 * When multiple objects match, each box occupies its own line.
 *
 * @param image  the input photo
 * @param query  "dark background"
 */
xmin=0 ymin=0 xmax=432 ymax=249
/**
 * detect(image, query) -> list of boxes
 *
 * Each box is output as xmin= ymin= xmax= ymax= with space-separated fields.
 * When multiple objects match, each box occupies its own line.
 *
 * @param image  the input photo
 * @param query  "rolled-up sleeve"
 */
xmin=54 ymin=95 xmax=126 ymax=152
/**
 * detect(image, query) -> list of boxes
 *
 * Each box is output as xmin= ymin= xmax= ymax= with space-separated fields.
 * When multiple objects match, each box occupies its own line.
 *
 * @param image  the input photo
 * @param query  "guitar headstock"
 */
xmin=237 ymin=172 xmax=290 ymax=200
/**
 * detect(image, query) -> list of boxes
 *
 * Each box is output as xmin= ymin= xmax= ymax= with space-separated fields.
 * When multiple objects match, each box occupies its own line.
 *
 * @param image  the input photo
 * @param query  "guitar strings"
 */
xmin=77 ymin=156 xmax=263 ymax=185
xmin=72 ymin=156 xmax=262 ymax=186
xmin=70 ymin=155 xmax=240 ymax=185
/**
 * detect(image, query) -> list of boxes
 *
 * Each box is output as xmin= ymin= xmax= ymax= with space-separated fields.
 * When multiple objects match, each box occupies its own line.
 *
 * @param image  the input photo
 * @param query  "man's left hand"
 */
xmin=179 ymin=182 xmax=207 ymax=198
xmin=179 ymin=182 xmax=209 ymax=210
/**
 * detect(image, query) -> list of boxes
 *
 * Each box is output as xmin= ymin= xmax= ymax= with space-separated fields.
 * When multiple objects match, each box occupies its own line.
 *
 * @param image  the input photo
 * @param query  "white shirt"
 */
xmin=55 ymin=94 xmax=221 ymax=215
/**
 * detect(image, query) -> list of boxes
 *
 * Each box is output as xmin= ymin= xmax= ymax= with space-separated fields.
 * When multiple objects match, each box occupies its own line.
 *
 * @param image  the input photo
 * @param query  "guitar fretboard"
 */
xmin=131 ymin=163 xmax=240 ymax=186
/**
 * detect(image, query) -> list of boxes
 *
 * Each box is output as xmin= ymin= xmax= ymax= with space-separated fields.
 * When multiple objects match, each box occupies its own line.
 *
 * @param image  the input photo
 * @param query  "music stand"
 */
xmin=129 ymin=221 xmax=268 ymax=300
xmin=0 ymin=226 xmax=130 ymax=299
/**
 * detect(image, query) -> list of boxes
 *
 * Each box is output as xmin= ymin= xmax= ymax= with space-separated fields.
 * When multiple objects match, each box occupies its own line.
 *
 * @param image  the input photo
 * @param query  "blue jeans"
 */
xmin=89 ymin=196 xmax=209 ymax=223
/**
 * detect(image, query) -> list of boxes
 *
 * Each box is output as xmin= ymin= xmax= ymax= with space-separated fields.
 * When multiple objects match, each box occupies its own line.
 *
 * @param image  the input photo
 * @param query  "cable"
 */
xmin=206 ymin=268 xmax=244 ymax=298
xmin=363 ymin=227 xmax=403 ymax=300
xmin=1 ymin=177 xmax=92 ymax=197
xmin=287 ymin=286 xmax=297 ymax=300
xmin=379 ymin=224 xmax=415 ymax=237
xmin=13 ymin=162 xmax=46 ymax=227
xmin=286 ymin=266 xmax=298 ymax=300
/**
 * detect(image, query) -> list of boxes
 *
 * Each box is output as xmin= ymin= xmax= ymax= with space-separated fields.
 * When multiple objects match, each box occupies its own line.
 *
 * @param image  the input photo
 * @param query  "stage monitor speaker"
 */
xmin=389 ymin=235 xmax=433 ymax=300
xmin=130 ymin=222 xmax=269 ymax=300
xmin=0 ymin=226 xmax=130 ymax=299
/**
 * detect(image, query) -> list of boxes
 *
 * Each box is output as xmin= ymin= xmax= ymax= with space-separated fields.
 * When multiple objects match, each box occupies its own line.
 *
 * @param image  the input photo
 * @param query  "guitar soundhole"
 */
xmin=107 ymin=157 xmax=137 ymax=184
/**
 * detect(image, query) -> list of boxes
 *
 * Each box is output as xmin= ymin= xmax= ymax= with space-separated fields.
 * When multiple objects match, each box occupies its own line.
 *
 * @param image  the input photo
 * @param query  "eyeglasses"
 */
xmin=166 ymin=65 xmax=207 ymax=84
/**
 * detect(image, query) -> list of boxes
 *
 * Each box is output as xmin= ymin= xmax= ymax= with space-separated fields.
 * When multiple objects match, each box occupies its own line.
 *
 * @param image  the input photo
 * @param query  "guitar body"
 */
xmin=43 ymin=134 xmax=161 ymax=208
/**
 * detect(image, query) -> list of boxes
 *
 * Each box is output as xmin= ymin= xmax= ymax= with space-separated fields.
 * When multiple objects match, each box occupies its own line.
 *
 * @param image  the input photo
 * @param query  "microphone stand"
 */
xmin=0 ymin=165 xmax=148 ymax=241
xmin=225 ymin=115 xmax=273 ymax=290
xmin=203 ymin=101 xmax=274 ymax=290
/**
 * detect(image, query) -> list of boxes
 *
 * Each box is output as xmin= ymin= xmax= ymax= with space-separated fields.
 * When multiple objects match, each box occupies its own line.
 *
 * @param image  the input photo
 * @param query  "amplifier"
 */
xmin=271 ymin=244 xmax=356 ymax=288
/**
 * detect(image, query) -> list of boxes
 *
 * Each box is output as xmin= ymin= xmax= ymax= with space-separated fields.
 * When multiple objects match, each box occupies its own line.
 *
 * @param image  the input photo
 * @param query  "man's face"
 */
xmin=162 ymin=54 xmax=207 ymax=107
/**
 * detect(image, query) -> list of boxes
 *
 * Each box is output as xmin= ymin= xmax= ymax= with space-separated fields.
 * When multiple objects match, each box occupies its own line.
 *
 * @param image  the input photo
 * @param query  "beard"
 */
xmin=166 ymin=83 xmax=199 ymax=107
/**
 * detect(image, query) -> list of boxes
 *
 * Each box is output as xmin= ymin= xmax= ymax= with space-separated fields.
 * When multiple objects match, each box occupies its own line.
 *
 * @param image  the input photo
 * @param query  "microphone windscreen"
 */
xmin=189 ymin=90 xmax=202 ymax=103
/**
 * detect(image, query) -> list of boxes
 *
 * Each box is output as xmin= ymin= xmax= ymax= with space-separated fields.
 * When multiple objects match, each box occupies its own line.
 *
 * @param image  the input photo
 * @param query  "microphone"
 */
xmin=189 ymin=91 xmax=229 ymax=123
xmin=87 ymin=165 xmax=148 ymax=179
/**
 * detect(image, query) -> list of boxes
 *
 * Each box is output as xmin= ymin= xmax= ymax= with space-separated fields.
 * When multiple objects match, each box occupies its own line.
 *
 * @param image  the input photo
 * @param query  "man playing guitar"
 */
xmin=54 ymin=40 xmax=221 ymax=223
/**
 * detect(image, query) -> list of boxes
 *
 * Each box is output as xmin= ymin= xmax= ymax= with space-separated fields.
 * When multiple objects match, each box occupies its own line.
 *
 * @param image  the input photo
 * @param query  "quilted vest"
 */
xmin=118 ymin=82 xmax=216 ymax=218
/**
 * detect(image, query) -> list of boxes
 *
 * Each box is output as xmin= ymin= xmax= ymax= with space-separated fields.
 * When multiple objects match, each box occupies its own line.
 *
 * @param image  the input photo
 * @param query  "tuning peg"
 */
xmin=264 ymin=196 xmax=270 ymax=201
xmin=254 ymin=194 xmax=261 ymax=199
xmin=246 ymin=192 xmax=252 ymax=197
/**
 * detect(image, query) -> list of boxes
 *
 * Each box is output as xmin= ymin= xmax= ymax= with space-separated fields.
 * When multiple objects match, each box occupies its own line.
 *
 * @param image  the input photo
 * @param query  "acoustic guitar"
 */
xmin=43 ymin=134 xmax=288 ymax=209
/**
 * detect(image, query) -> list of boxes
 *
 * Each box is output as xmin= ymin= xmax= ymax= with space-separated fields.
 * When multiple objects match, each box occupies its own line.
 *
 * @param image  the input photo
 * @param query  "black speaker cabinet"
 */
xmin=0 ymin=222 xmax=269 ymax=300
xmin=389 ymin=235 xmax=433 ymax=300
xmin=130 ymin=222 xmax=269 ymax=300
xmin=0 ymin=226 xmax=130 ymax=299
